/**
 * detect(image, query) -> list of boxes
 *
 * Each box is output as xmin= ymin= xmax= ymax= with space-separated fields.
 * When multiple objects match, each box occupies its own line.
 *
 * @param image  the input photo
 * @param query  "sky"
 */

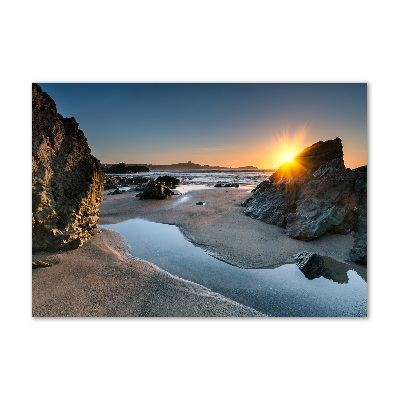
xmin=37 ymin=83 xmax=367 ymax=169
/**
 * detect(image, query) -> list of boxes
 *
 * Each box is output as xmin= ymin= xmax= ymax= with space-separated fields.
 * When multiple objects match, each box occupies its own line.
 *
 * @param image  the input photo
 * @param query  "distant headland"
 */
xmin=102 ymin=161 xmax=262 ymax=172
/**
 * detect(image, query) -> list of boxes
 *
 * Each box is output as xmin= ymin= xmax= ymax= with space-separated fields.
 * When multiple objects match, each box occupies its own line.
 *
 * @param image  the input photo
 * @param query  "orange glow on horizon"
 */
xmin=101 ymin=124 xmax=366 ymax=170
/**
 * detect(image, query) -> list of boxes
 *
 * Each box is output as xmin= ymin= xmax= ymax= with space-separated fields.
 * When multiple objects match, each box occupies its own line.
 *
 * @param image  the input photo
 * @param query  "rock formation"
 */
xmin=32 ymin=84 xmax=103 ymax=252
xmin=243 ymin=138 xmax=367 ymax=264
xmin=139 ymin=181 xmax=175 ymax=200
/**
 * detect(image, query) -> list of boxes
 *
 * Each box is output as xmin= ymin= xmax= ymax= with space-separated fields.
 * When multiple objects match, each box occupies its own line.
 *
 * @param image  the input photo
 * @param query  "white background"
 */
xmin=1 ymin=1 xmax=399 ymax=399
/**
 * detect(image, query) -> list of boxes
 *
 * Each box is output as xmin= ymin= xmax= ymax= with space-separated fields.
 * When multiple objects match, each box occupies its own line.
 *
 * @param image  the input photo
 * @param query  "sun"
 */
xmin=283 ymin=153 xmax=294 ymax=163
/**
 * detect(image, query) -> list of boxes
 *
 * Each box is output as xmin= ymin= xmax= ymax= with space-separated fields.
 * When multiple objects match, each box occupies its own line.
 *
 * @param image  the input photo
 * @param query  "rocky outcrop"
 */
xmin=243 ymin=138 xmax=367 ymax=264
xmin=32 ymin=84 xmax=103 ymax=252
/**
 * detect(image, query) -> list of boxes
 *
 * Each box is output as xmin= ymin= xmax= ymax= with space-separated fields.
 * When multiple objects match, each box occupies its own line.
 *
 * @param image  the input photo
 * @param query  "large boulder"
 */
xmin=244 ymin=138 xmax=367 ymax=264
xmin=32 ymin=84 xmax=103 ymax=252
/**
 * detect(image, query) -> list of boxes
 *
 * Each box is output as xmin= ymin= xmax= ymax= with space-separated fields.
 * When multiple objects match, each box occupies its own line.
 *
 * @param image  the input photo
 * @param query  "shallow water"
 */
xmin=100 ymin=219 xmax=367 ymax=317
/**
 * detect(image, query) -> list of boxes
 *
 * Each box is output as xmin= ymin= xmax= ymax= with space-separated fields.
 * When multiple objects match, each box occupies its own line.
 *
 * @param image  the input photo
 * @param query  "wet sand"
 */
xmin=32 ymin=186 xmax=361 ymax=317
xmin=100 ymin=187 xmax=358 ymax=268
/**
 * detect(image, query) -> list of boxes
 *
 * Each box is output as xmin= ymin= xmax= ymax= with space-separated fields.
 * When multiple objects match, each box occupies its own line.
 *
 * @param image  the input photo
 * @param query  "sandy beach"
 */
xmin=32 ymin=186 xmax=363 ymax=317
xmin=32 ymin=227 xmax=263 ymax=317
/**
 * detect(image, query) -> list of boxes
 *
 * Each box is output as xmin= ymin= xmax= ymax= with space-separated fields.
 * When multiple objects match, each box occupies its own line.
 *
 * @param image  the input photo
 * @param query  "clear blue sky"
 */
xmin=37 ymin=83 xmax=367 ymax=169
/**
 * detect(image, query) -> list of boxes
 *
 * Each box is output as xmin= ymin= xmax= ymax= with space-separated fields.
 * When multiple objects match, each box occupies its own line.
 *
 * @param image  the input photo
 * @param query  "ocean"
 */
xmin=107 ymin=169 xmax=274 ymax=190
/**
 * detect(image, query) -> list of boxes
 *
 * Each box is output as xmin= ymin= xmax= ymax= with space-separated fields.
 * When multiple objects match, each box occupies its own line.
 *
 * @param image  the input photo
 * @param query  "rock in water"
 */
xmin=32 ymin=84 xmax=103 ymax=252
xmin=294 ymin=251 xmax=324 ymax=279
xmin=244 ymin=138 xmax=367 ymax=264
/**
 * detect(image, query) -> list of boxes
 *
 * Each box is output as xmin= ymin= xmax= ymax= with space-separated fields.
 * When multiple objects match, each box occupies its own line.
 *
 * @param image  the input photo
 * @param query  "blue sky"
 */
xmin=38 ymin=83 xmax=367 ymax=168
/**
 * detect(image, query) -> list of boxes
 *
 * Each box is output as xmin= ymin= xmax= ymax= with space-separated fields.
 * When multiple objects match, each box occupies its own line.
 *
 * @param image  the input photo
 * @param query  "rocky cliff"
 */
xmin=243 ymin=138 xmax=367 ymax=264
xmin=32 ymin=84 xmax=103 ymax=252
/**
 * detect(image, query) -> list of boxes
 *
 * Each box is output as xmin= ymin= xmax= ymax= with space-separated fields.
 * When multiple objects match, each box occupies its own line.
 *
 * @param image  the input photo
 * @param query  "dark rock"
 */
xmin=244 ymin=138 xmax=367 ymax=263
xmin=224 ymin=183 xmax=239 ymax=187
xmin=294 ymin=251 xmax=324 ymax=279
xmin=196 ymin=201 xmax=206 ymax=205
xmin=214 ymin=182 xmax=223 ymax=187
xmin=104 ymin=183 xmax=117 ymax=190
xmin=349 ymin=166 xmax=367 ymax=263
xmin=133 ymin=184 xmax=147 ymax=191
xmin=139 ymin=181 xmax=174 ymax=200
xmin=32 ymin=84 xmax=103 ymax=252
xmin=284 ymin=161 xmax=359 ymax=240
xmin=155 ymin=175 xmax=180 ymax=187
xmin=104 ymin=175 xmax=152 ymax=188
xmin=108 ymin=189 xmax=122 ymax=195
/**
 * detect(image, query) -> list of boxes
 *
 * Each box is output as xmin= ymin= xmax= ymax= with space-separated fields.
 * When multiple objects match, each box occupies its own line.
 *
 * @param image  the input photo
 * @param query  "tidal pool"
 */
xmin=100 ymin=219 xmax=367 ymax=317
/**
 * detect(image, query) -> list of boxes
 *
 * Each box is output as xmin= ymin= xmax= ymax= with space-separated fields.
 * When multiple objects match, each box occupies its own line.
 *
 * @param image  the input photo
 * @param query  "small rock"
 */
xmin=32 ymin=259 xmax=52 ymax=269
xmin=294 ymin=251 xmax=324 ymax=279
xmin=196 ymin=201 xmax=206 ymax=205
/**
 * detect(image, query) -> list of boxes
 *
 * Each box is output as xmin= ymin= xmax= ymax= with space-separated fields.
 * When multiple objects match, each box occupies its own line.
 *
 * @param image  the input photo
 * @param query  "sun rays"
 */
xmin=274 ymin=124 xmax=309 ymax=165
xmin=263 ymin=124 xmax=311 ymax=182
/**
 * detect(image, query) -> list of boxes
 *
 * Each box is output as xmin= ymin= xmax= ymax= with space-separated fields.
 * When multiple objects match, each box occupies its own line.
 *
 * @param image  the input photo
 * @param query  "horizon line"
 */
xmin=100 ymin=161 xmax=267 ymax=169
